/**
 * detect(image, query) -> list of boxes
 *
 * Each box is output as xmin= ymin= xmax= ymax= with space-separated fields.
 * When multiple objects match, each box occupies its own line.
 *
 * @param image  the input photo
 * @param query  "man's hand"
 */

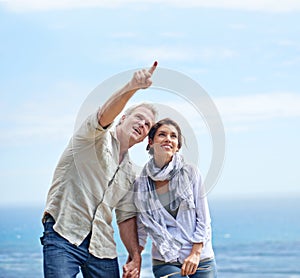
xmin=122 ymin=254 xmax=141 ymax=278
xmin=97 ymin=60 xmax=157 ymax=128
xmin=128 ymin=61 xmax=158 ymax=90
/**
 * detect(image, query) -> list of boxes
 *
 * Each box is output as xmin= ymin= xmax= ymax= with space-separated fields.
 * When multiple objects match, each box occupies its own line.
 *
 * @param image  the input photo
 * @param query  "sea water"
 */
xmin=0 ymin=196 xmax=299 ymax=278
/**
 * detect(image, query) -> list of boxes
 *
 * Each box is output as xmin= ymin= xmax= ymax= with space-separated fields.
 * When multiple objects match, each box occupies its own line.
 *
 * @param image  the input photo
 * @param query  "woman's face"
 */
xmin=149 ymin=124 xmax=179 ymax=161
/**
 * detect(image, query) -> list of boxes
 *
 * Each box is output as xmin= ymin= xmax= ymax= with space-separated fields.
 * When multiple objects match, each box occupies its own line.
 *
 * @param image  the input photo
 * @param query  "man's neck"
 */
xmin=116 ymin=125 xmax=131 ymax=164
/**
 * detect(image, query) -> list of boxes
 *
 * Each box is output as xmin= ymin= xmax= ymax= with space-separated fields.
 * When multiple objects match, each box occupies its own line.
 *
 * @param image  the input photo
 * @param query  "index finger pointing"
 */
xmin=148 ymin=61 xmax=158 ymax=74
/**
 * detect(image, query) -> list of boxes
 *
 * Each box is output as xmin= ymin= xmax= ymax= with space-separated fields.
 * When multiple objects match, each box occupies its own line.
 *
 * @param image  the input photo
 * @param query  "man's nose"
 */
xmin=138 ymin=119 xmax=146 ymax=126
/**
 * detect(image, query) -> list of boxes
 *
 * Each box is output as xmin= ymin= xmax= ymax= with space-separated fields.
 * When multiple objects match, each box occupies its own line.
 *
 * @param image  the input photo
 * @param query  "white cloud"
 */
xmin=160 ymin=32 xmax=185 ymax=39
xmin=228 ymin=23 xmax=247 ymax=30
xmin=282 ymin=56 xmax=300 ymax=67
xmin=0 ymin=81 xmax=88 ymax=146
xmin=100 ymin=45 xmax=238 ymax=64
xmin=1 ymin=87 xmax=300 ymax=147
xmin=110 ymin=32 xmax=137 ymax=39
xmin=157 ymin=92 xmax=300 ymax=133
xmin=215 ymin=92 xmax=300 ymax=127
xmin=0 ymin=103 xmax=76 ymax=145
xmin=242 ymin=76 xmax=258 ymax=83
xmin=2 ymin=0 xmax=300 ymax=13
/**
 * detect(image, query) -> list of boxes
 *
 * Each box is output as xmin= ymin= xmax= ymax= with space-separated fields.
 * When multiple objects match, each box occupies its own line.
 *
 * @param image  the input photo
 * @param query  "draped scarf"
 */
xmin=134 ymin=153 xmax=195 ymax=262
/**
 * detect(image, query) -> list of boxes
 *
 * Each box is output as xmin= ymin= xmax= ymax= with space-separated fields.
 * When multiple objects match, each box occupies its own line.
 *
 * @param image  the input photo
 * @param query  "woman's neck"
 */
xmin=153 ymin=156 xmax=171 ymax=169
xmin=155 ymin=180 xmax=169 ymax=194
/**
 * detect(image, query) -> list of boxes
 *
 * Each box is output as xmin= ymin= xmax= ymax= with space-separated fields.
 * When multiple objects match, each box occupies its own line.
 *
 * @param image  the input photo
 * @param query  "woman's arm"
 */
xmin=190 ymin=165 xmax=211 ymax=244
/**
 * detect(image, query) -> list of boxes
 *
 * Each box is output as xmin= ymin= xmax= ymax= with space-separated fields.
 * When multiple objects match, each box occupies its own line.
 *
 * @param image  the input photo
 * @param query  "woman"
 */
xmin=134 ymin=118 xmax=217 ymax=278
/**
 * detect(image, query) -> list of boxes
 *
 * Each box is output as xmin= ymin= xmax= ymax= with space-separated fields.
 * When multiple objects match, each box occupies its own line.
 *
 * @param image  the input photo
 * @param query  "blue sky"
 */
xmin=0 ymin=1 xmax=299 ymax=206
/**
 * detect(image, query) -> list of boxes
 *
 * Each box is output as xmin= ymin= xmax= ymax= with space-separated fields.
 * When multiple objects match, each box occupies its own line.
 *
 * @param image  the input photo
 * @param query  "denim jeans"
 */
xmin=40 ymin=219 xmax=120 ymax=278
xmin=152 ymin=258 xmax=217 ymax=278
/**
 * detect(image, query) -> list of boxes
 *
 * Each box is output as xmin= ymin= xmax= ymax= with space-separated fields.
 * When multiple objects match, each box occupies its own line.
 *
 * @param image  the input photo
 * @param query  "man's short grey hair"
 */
xmin=121 ymin=102 xmax=158 ymax=123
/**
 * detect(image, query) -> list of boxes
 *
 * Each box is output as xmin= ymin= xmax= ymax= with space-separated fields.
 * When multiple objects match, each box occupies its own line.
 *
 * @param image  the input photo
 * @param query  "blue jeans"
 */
xmin=40 ymin=219 xmax=120 ymax=278
xmin=152 ymin=258 xmax=217 ymax=278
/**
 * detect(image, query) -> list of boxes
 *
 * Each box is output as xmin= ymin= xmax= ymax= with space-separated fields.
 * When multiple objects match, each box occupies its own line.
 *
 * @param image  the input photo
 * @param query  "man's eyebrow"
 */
xmin=135 ymin=113 xmax=150 ymax=121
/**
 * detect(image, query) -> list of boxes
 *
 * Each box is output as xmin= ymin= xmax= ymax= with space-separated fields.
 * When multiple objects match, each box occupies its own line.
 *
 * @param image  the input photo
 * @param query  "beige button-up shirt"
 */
xmin=44 ymin=111 xmax=137 ymax=259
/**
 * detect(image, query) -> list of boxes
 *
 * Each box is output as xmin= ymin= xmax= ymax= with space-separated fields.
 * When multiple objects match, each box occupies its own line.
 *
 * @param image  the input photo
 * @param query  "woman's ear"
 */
xmin=148 ymin=138 xmax=153 ymax=146
xmin=146 ymin=138 xmax=153 ymax=151
xmin=146 ymin=138 xmax=154 ymax=152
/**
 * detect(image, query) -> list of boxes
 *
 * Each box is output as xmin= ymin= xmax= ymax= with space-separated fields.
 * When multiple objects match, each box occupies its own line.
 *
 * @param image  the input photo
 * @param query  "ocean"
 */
xmin=0 ymin=196 xmax=299 ymax=278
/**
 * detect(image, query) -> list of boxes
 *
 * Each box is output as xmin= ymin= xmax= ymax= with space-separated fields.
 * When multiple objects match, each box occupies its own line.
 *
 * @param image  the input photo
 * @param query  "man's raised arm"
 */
xmin=98 ymin=61 xmax=157 ymax=128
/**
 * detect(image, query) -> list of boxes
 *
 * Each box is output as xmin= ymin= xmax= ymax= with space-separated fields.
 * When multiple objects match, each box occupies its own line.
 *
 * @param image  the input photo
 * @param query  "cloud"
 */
xmin=152 ymin=92 xmax=300 ymax=133
xmin=133 ymin=91 xmax=300 ymax=134
xmin=215 ymin=92 xmax=300 ymax=131
xmin=0 ymin=105 xmax=76 ymax=146
xmin=2 ymin=0 xmax=300 ymax=13
xmin=1 ymin=88 xmax=299 ymax=148
xmin=0 ymin=81 xmax=88 ymax=146
xmin=100 ymin=45 xmax=238 ymax=64
xmin=110 ymin=32 xmax=137 ymax=39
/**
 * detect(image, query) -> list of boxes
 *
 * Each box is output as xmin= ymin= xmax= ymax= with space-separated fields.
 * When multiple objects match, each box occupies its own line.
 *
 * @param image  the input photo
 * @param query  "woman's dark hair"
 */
xmin=146 ymin=118 xmax=183 ymax=154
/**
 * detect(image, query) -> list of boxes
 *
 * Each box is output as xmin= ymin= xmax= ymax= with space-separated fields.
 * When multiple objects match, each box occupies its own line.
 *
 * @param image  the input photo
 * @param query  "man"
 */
xmin=40 ymin=62 xmax=158 ymax=278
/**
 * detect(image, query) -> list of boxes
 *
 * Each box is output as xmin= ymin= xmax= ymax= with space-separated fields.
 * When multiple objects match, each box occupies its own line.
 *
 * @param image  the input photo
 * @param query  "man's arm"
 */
xmin=98 ymin=61 xmax=157 ymax=127
xmin=118 ymin=217 xmax=141 ymax=278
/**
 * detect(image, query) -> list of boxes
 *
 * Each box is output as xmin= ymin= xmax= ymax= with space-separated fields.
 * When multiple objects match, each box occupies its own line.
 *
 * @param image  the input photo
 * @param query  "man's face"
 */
xmin=120 ymin=106 xmax=155 ymax=147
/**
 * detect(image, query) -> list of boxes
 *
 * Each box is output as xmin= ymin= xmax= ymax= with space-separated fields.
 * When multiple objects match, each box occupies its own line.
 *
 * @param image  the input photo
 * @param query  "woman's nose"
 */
xmin=164 ymin=135 xmax=171 ymax=142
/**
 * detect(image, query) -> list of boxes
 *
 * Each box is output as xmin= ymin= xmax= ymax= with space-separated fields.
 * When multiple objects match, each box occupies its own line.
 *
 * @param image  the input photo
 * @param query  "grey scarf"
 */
xmin=134 ymin=153 xmax=195 ymax=262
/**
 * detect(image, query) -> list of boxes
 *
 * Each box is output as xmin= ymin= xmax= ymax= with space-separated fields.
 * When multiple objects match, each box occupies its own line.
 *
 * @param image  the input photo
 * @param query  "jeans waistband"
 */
xmin=43 ymin=213 xmax=55 ymax=223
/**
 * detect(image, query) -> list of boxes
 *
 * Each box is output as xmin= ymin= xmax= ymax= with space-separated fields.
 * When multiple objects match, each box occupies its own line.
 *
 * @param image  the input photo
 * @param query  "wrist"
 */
xmin=193 ymin=250 xmax=201 ymax=256
xmin=138 ymin=245 xmax=144 ymax=254
xmin=131 ymin=252 xmax=142 ymax=262
xmin=191 ymin=242 xmax=203 ymax=256
xmin=126 ymin=81 xmax=139 ymax=93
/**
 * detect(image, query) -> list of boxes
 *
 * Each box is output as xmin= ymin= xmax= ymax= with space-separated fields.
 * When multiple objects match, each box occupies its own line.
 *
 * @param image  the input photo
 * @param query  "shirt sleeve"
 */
xmin=74 ymin=109 xmax=113 ymax=140
xmin=189 ymin=165 xmax=211 ymax=245
xmin=137 ymin=214 xmax=148 ymax=247
xmin=115 ymin=185 xmax=137 ymax=224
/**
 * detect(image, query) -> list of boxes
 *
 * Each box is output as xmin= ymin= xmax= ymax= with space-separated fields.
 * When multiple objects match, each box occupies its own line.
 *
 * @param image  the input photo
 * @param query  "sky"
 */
xmin=0 ymin=0 xmax=299 ymax=206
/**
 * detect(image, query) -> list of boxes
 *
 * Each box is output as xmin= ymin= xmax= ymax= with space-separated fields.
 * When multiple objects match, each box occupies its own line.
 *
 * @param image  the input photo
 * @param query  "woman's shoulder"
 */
xmin=182 ymin=162 xmax=198 ymax=173
xmin=182 ymin=163 xmax=202 ymax=181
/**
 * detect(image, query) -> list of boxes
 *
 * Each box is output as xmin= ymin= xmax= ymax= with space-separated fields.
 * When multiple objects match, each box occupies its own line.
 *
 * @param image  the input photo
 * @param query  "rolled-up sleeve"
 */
xmin=115 ymin=186 xmax=137 ymax=224
xmin=74 ymin=109 xmax=113 ymax=140
xmin=137 ymin=214 xmax=148 ymax=247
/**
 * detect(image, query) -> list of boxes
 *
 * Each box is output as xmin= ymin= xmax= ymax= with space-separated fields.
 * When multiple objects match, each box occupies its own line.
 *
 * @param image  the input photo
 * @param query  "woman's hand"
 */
xmin=181 ymin=252 xmax=201 ymax=276
xmin=122 ymin=254 xmax=141 ymax=278
xmin=181 ymin=242 xmax=203 ymax=276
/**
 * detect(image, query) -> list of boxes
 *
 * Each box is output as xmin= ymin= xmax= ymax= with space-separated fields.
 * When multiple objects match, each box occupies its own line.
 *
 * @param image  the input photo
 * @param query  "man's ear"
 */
xmin=120 ymin=115 xmax=126 ymax=124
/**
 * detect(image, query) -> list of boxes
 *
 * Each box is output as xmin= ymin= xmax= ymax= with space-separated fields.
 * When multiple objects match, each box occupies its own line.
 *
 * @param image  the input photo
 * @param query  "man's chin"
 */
xmin=129 ymin=135 xmax=144 ymax=146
